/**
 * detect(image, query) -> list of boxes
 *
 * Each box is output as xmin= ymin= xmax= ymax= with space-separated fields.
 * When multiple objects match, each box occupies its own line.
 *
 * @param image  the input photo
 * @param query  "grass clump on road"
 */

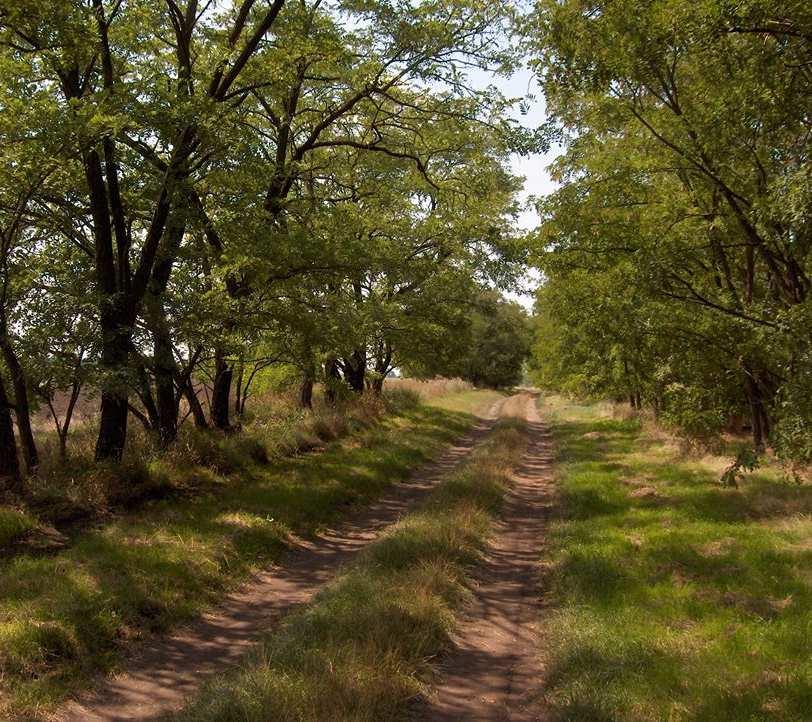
xmin=0 ymin=389 xmax=496 ymax=719
xmin=178 ymin=418 xmax=529 ymax=722
xmin=538 ymin=395 xmax=812 ymax=722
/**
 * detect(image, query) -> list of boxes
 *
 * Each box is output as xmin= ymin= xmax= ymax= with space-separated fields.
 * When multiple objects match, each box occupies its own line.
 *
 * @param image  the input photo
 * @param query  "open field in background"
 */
xmin=537 ymin=395 xmax=812 ymax=722
xmin=177 ymin=418 xmax=529 ymax=722
xmin=0 ymin=386 xmax=497 ymax=718
xmin=383 ymin=377 xmax=474 ymax=400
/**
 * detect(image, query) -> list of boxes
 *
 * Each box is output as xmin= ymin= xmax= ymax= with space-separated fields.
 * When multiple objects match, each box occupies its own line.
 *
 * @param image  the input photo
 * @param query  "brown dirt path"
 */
xmin=52 ymin=396 xmax=510 ymax=722
xmin=419 ymin=391 xmax=553 ymax=721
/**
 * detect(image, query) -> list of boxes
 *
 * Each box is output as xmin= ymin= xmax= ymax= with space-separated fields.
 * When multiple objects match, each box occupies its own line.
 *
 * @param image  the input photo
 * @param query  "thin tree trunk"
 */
xmin=371 ymin=343 xmax=392 ymax=395
xmin=0 ymin=375 xmax=21 ymax=493
xmin=324 ymin=358 xmax=341 ymax=405
xmin=183 ymin=379 xmax=208 ymax=429
xmin=234 ymin=361 xmax=244 ymax=420
xmin=211 ymin=349 xmax=233 ymax=430
xmin=145 ymin=212 xmax=186 ymax=446
xmin=1 ymin=338 xmax=37 ymax=471
xmin=299 ymin=361 xmax=314 ymax=409
xmin=744 ymin=372 xmax=769 ymax=450
xmin=146 ymin=300 xmax=178 ymax=445
xmin=134 ymin=359 xmax=160 ymax=431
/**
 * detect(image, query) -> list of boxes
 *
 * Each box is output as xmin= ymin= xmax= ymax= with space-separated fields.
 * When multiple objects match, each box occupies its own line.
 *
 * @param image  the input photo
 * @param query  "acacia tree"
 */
xmin=0 ymin=0 xmax=289 ymax=459
xmin=527 ymin=0 xmax=811 ymax=454
xmin=175 ymin=0 xmax=519 ymax=427
xmin=0 ymin=0 xmax=529 ymax=482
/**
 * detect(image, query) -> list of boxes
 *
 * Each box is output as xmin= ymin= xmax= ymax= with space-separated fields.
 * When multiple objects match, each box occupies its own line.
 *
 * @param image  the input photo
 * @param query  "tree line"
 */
xmin=0 ymin=0 xmax=533 ymax=491
xmin=527 ymin=0 xmax=812 ymax=468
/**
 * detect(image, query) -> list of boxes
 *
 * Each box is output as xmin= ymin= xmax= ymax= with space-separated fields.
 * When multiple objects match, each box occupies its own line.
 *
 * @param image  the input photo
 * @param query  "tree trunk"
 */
xmin=146 ymin=211 xmax=186 ymax=446
xmin=182 ymin=379 xmax=208 ymax=428
xmin=210 ymin=350 xmax=233 ymax=430
xmin=0 ymin=375 xmax=21 ymax=493
xmin=371 ymin=343 xmax=392 ymax=395
xmin=234 ymin=361 xmax=244 ymax=421
xmin=1 ymin=338 xmax=37 ymax=471
xmin=147 ymin=303 xmax=178 ymax=445
xmin=324 ymin=358 xmax=342 ymax=405
xmin=744 ymin=372 xmax=770 ymax=450
xmin=299 ymin=362 xmax=314 ymax=409
xmin=95 ymin=318 xmax=130 ymax=462
xmin=300 ymin=376 xmax=313 ymax=409
xmin=343 ymin=348 xmax=366 ymax=393
xmin=132 ymin=359 xmax=160 ymax=431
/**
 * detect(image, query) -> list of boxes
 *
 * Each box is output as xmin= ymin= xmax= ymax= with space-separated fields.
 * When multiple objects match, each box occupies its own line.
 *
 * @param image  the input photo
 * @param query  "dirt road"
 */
xmin=421 ymin=392 xmax=553 ymax=721
xmin=54 ymin=397 xmax=509 ymax=722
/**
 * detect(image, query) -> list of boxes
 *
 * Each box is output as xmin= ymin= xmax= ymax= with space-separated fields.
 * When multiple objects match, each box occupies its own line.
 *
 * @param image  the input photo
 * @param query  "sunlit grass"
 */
xmin=0 ymin=389 xmax=497 ymax=718
xmin=177 ymin=419 xmax=529 ymax=722
xmin=426 ymin=388 xmax=506 ymax=414
xmin=537 ymin=396 xmax=812 ymax=722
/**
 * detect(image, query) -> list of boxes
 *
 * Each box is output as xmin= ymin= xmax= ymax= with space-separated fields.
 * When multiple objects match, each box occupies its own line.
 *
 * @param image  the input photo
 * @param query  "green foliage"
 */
xmin=526 ymin=0 xmax=812 ymax=460
xmin=409 ymin=291 xmax=531 ymax=388
xmin=0 ymin=0 xmax=526 ymax=472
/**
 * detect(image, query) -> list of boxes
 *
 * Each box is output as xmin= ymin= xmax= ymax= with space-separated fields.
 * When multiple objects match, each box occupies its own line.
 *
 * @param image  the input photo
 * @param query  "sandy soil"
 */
xmin=52 ymin=396 xmax=510 ymax=722
xmin=419 ymin=392 xmax=553 ymax=721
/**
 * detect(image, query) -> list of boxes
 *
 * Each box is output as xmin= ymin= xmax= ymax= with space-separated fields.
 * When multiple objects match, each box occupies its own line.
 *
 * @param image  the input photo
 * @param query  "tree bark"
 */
xmin=0 ymin=375 xmax=21 ymax=493
xmin=95 ymin=318 xmax=131 ymax=461
xmin=0 ymin=337 xmax=37 ymax=471
xmin=744 ymin=371 xmax=771 ymax=450
xmin=343 ymin=348 xmax=366 ymax=393
xmin=234 ymin=361 xmax=244 ymax=421
xmin=153 ymin=325 xmax=178 ymax=444
xmin=143 ymin=297 xmax=178 ymax=445
xmin=299 ymin=361 xmax=314 ymax=409
xmin=182 ymin=378 xmax=208 ymax=428
xmin=371 ymin=342 xmax=392 ymax=395
xmin=210 ymin=350 xmax=233 ymax=430
xmin=324 ymin=358 xmax=342 ymax=405
xmin=133 ymin=359 xmax=160 ymax=431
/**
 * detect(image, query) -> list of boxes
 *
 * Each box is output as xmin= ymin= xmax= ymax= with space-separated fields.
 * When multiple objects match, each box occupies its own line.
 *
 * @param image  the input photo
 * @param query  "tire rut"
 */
xmin=53 ymin=396 xmax=511 ymax=722
xmin=419 ymin=391 xmax=553 ymax=721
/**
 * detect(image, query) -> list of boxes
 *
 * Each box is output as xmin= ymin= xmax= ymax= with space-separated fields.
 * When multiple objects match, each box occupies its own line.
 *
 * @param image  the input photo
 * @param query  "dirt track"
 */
xmin=53 ymin=397 xmax=509 ymax=722
xmin=421 ymin=392 xmax=553 ymax=721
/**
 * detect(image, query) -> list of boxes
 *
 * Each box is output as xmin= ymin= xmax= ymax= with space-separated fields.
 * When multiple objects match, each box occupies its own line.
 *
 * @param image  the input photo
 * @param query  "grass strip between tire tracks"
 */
xmin=177 ymin=417 xmax=530 ymax=722
xmin=0 ymin=390 xmax=503 ymax=718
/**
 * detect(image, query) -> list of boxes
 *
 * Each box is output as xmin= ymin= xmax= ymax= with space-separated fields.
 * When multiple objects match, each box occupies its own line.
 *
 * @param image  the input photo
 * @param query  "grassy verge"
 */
xmin=538 ymin=395 xmax=812 ymax=722
xmin=176 ymin=418 xmax=529 ymax=722
xmin=0 ymin=389 xmax=501 ymax=718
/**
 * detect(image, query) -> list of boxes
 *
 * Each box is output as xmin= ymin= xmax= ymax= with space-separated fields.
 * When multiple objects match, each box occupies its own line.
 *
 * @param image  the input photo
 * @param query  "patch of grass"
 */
xmin=537 ymin=395 xmax=812 ymax=722
xmin=427 ymin=388 xmax=506 ymax=414
xmin=176 ymin=418 xmax=529 ymax=722
xmin=0 ymin=508 xmax=36 ymax=548
xmin=0 ymin=389 xmax=497 ymax=719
